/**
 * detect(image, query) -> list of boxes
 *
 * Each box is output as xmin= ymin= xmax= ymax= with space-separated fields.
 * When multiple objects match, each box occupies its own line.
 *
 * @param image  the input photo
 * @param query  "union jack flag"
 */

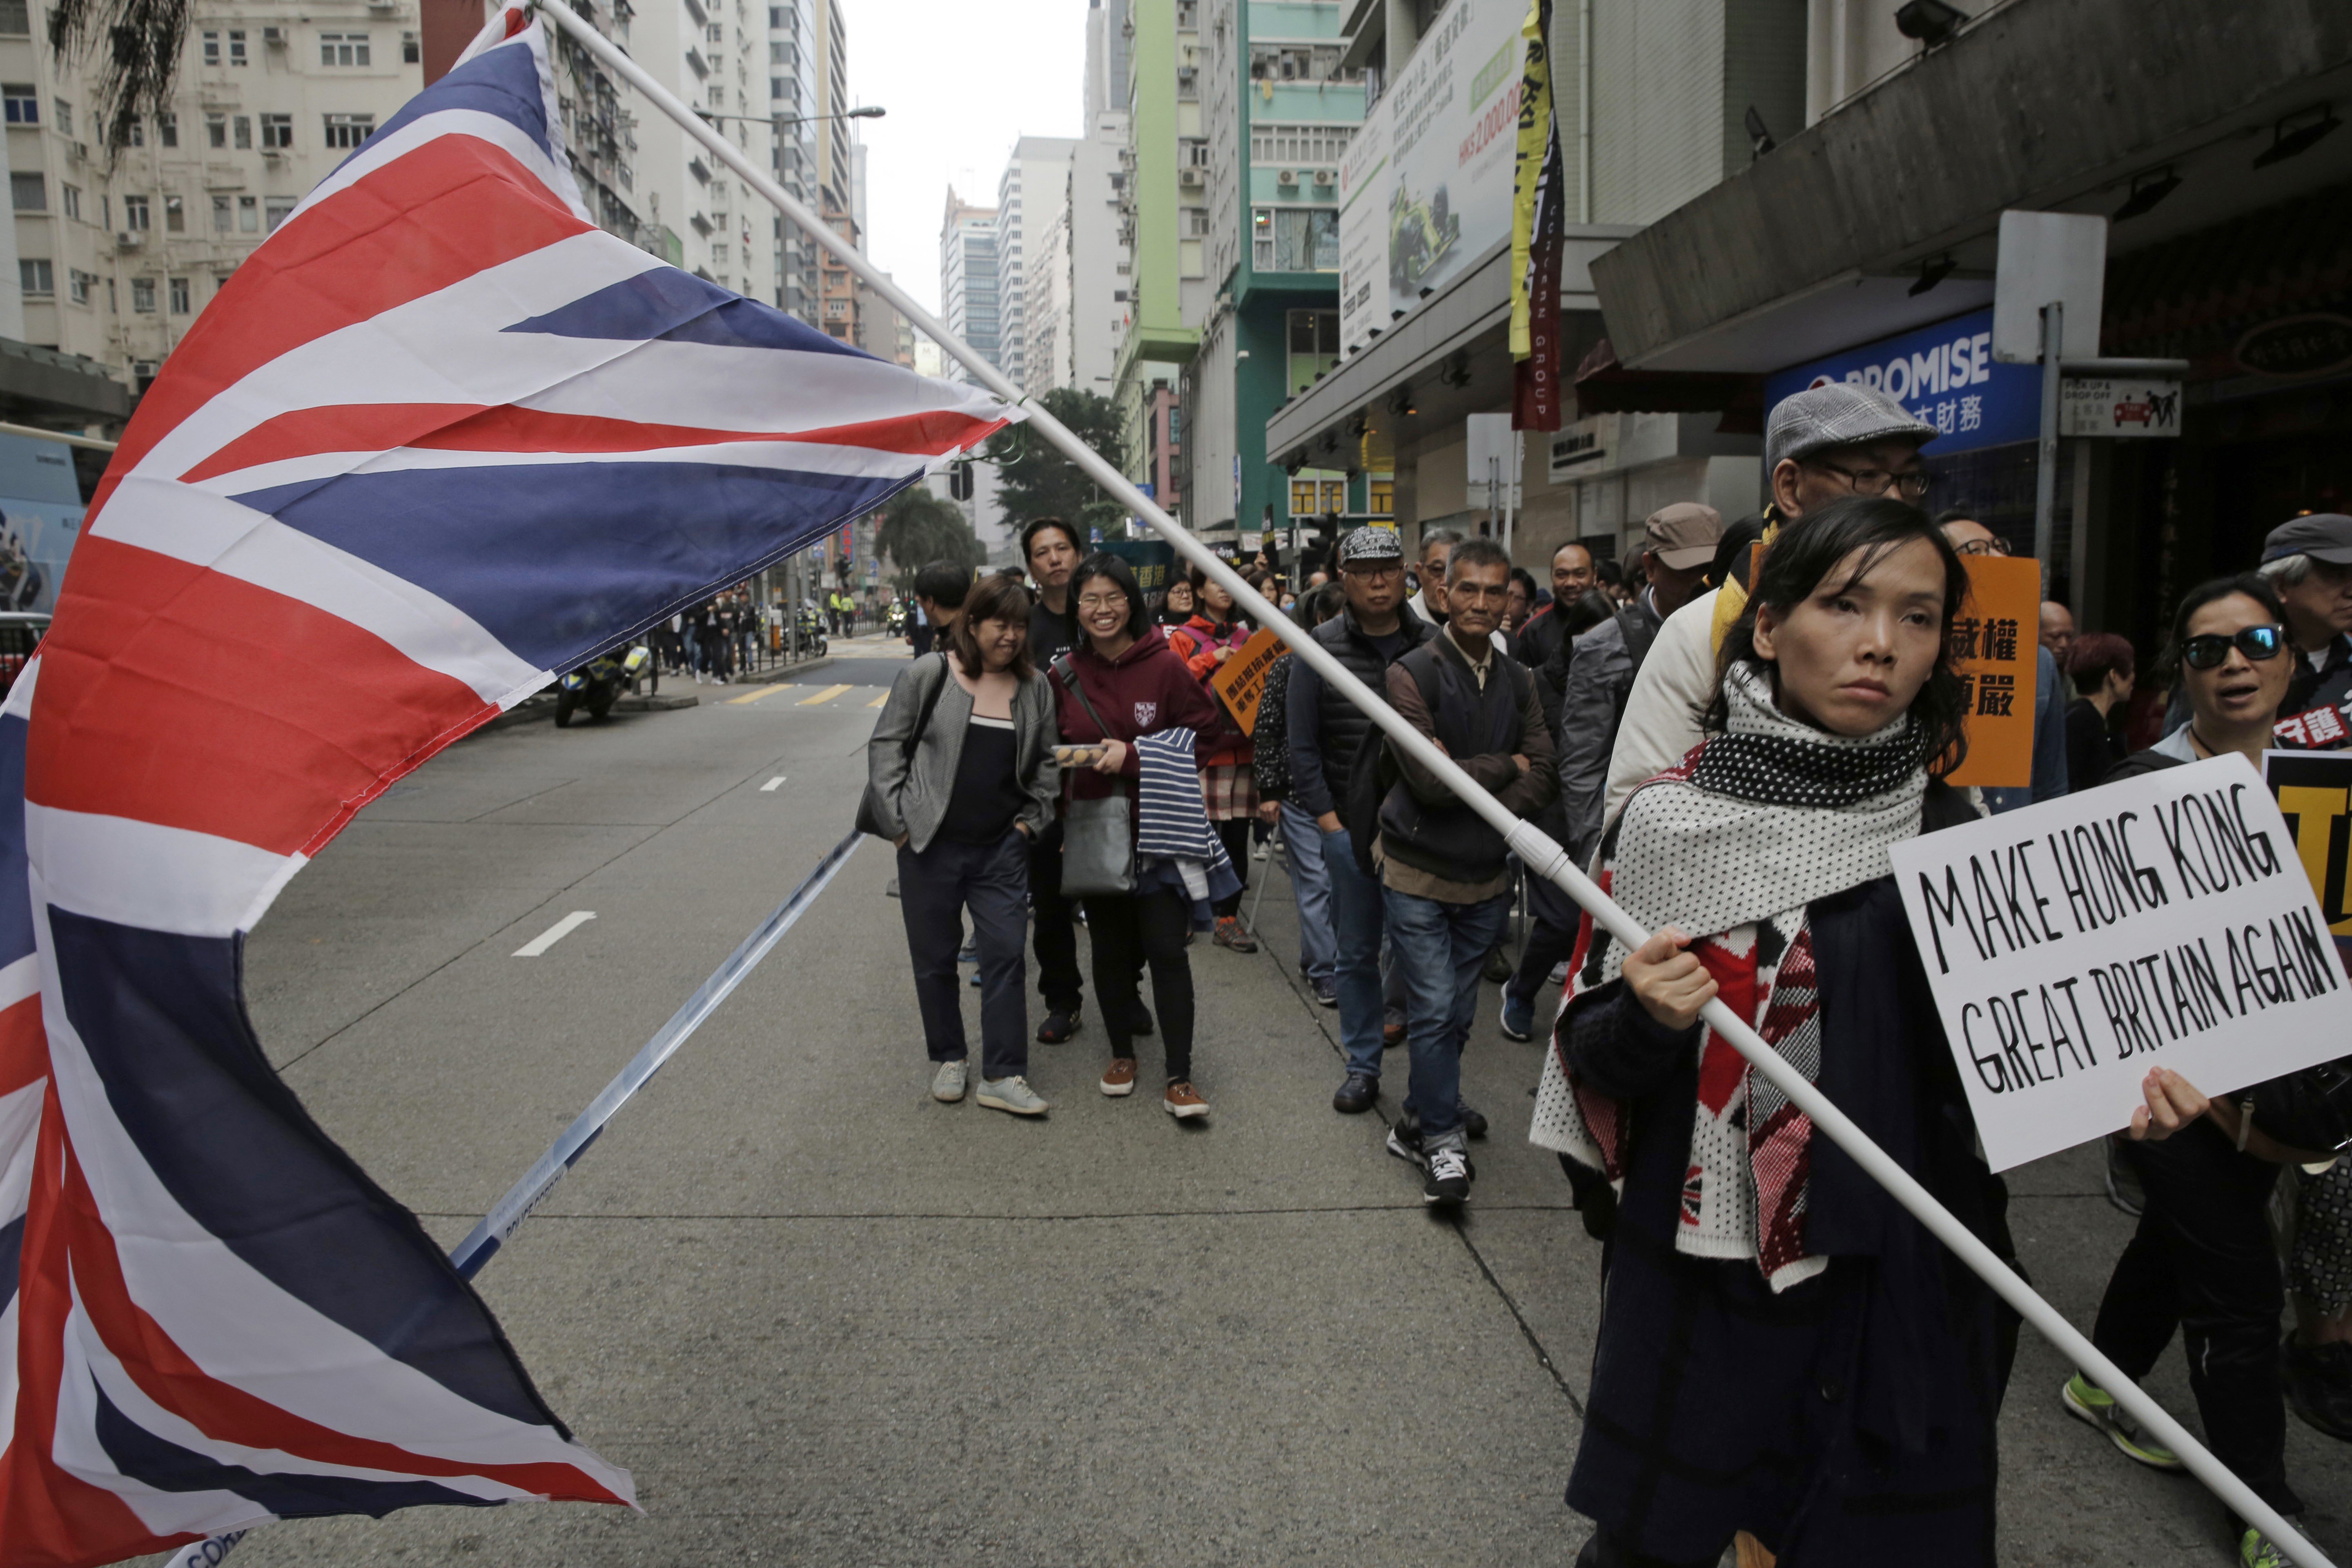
xmin=0 ymin=9 xmax=1009 ymax=1563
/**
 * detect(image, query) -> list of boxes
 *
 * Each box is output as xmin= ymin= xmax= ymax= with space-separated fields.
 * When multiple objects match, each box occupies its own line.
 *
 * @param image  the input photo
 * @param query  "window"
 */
xmin=260 ymin=114 xmax=292 ymax=149
xmin=131 ymin=276 xmax=155 ymax=312
xmin=228 ymin=29 xmax=247 ymax=64
xmin=1370 ymin=478 xmax=1394 ymax=517
xmin=122 ymin=194 xmax=149 ymax=229
xmin=319 ymin=32 xmax=370 ymax=66
xmin=238 ymin=194 xmax=258 ymax=231
xmin=157 ymin=111 xmax=176 ymax=147
xmin=1184 ymin=209 xmax=1210 ymax=236
xmin=202 ymin=30 xmax=219 ymax=64
xmin=68 ymin=268 xmax=93 ymax=305
xmin=125 ymin=117 xmax=143 ymax=147
xmin=18 ymin=258 xmax=50 ymax=295
xmin=711 ymin=242 xmax=728 ymax=263
xmin=60 ymin=184 xmax=77 ymax=219
xmin=169 ymin=277 xmax=190 ymax=313
xmin=233 ymin=115 xmax=251 ymax=149
xmin=0 ymin=0 xmax=27 ymax=36
xmin=1249 ymin=122 xmax=1354 ymax=166
xmin=1252 ymin=207 xmax=1339 ymax=272
xmin=9 ymin=172 xmax=42 ymax=211
xmin=2 ymin=84 xmax=36 ymax=124
xmin=403 ymin=31 xmax=419 ymax=62
xmin=264 ymin=196 xmax=295 ymax=230
xmin=52 ymin=98 xmax=68 ymax=133
xmin=212 ymin=194 xmax=230 ymax=230
xmin=321 ymin=113 xmax=373 ymax=149
xmin=1166 ymin=405 xmax=1182 ymax=449
xmin=206 ymin=112 xmax=225 ymax=147
xmin=708 ymin=84 xmax=723 ymax=108
xmin=706 ymin=22 xmax=723 ymax=42
xmin=164 ymin=194 xmax=184 ymax=232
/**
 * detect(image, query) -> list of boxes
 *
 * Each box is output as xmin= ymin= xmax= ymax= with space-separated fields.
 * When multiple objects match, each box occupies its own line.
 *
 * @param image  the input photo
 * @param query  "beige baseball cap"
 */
xmin=1642 ymin=501 xmax=1725 ymax=571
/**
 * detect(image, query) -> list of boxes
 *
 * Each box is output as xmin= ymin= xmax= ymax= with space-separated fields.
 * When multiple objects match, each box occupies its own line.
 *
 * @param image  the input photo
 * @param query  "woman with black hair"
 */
xmin=1534 ymin=496 xmax=2205 ymax=1567
xmin=1166 ymin=562 xmax=1261 ymax=952
xmin=1052 ymin=554 xmax=1223 ymax=1119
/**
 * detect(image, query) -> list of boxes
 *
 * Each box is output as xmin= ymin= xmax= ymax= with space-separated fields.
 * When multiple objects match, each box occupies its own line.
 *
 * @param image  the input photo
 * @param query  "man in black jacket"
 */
xmin=1378 ymin=537 xmax=1556 ymax=1205
xmin=1512 ymin=540 xmax=1597 ymax=673
xmin=1019 ymin=518 xmax=1090 ymax=1042
xmin=1287 ymin=526 xmax=1432 ymax=1114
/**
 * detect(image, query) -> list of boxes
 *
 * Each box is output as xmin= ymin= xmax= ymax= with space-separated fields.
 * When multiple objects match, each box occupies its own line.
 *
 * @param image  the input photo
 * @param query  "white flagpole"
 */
xmin=537 ymin=10 xmax=2336 ymax=1560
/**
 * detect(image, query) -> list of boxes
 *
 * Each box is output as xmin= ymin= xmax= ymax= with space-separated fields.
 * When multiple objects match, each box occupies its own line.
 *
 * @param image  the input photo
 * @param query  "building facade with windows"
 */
xmin=1110 ymin=0 xmax=1207 ymax=519
xmin=939 ymin=187 xmax=1000 ymax=382
xmin=996 ymin=134 xmax=1076 ymax=397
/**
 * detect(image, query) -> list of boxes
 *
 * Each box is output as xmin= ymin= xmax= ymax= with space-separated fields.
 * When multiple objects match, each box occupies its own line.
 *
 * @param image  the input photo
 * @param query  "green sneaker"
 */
xmin=2060 ymin=1373 xmax=2183 ymax=1470
xmin=2241 ymin=1528 xmax=2291 ymax=1568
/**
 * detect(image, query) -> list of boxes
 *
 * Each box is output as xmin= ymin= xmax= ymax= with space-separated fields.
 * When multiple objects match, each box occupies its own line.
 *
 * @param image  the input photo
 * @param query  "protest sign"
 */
xmin=1209 ymin=627 xmax=1288 ymax=737
xmin=1941 ymin=555 xmax=2038 ymax=789
xmin=1891 ymin=753 xmax=2344 ymax=1172
xmin=2266 ymin=748 xmax=2352 ymax=969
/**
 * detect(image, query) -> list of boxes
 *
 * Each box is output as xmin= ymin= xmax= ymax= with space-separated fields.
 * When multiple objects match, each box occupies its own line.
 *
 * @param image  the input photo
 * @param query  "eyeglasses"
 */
xmin=1076 ymin=594 xmax=1127 ymax=613
xmin=1342 ymin=562 xmax=1403 ymax=579
xmin=2181 ymin=625 xmax=2287 ymax=670
xmin=1952 ymin=535 xmax=2010 ymax=558
xmin=1809 ymin=459 xmax=1931 ymax=501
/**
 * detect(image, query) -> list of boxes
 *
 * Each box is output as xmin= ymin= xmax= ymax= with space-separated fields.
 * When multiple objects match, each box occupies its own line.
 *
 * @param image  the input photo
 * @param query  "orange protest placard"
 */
xmin=1209 ymin=627 xmax=1289 ymax=737
xmin=1942 ymin=555 xmax=2040 ymax=790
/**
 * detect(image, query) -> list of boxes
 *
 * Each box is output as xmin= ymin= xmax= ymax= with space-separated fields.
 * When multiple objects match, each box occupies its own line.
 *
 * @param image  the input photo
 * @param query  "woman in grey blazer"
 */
xmin=865 ymin=572 xmax=1062 ymax=1115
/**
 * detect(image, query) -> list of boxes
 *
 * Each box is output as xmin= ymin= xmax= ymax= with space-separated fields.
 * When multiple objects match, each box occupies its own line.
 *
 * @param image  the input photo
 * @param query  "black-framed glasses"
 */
xmin=2181 ymin=625 xmax=2287 ymax=670
xmin=1953 ymin=535 xmax=2010 ymax=558
xmin=1809 ymin=459 xmax=1931 ymax=501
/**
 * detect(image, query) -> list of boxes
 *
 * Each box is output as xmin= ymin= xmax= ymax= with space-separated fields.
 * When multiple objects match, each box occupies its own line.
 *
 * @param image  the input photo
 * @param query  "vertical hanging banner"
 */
xmin=1891 ymin=755 xmax=2345 ymax=1172
xmin=2266 ymin=748 xmax=2352 ymax=970
xmin=1943 ymin=555 xmax=2040 ymax=789
xmin=1509 ymin=0 xmax=1564 ymax=431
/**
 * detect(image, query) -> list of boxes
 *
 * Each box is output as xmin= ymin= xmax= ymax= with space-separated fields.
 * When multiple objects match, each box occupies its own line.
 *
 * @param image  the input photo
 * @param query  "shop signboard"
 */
xmin=2060 ymin=377 xmax=2181 ymax=438
xmin=1763 ymin=307 xmax=2040 ymax=458
xmin=0 ymin=432 xmax=85 ymax=614
xmin=1336 ymin=0 xmax=1529 ymax=353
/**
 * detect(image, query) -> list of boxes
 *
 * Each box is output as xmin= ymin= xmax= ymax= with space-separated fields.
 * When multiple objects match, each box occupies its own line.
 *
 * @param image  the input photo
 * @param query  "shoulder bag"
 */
xmin=854 ymin=654 xmax=949 ymax=841
xmin=1051 ymin=654 xmax=1136 ymax=896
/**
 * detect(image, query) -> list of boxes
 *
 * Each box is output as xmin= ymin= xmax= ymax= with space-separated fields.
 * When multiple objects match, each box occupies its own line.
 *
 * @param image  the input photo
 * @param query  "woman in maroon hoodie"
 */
xmin=1053 ymin=554 xmax=1221 ymax=1119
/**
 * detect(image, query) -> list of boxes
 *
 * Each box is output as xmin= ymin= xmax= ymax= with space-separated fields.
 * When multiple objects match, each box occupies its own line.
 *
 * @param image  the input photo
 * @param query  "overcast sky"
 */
xmin=849 ymin=0 xmax=1092 ymax=319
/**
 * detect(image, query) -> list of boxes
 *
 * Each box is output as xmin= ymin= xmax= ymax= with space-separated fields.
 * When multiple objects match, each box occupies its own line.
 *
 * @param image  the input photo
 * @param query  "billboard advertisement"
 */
xmin=1762 ymin=307 xmax=2041 ymax=459
xmin=1337 ymin=0 xmax=1528 ymax=353
xmin=0 ymin=432 xmax=85 ymax=613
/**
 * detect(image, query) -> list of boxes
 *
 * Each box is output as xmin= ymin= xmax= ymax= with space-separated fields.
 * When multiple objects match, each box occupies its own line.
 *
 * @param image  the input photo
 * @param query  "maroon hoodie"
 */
xmin=1051 ymin=626 xmax=1221 ymax=808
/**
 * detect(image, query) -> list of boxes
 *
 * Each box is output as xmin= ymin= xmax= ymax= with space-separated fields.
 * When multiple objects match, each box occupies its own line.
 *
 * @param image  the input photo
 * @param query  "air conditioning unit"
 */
xmin=1276 ymin=168 xmax=1298 ymax=187
xmin=1314 ymin=168 xmax=1338 ymax=185
xmin=69 ymin=141 xmax=87 ymax=162
xmin=1179 ymin=167 xmax=1204 ymax=187
xmin=115 ymin=229 xmax=141 ymax=248
xmin=260 ymin=24 xmax=283 ymax=42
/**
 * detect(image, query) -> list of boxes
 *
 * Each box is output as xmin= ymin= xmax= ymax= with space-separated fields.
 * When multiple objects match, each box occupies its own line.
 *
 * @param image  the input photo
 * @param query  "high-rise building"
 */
xmin=819 ymin=203 xmax=858 ymax=341
xmin=768 ymin=0 xmax=820 ymax=316
xmin=997 ymin=136 xmax=1076 ymax=397
xmin=939 ymin=187 xmax=1000 ymax=382
xmin=1032 ymin=114 xmax=1129 ymax=401
xmin=633 ymin=0 xmax=776 ymax=304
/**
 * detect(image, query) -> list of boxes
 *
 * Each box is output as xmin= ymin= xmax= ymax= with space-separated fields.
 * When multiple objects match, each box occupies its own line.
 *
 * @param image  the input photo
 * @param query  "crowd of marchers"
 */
xmin=857 ymin=380 xmax=2352 ymax=1568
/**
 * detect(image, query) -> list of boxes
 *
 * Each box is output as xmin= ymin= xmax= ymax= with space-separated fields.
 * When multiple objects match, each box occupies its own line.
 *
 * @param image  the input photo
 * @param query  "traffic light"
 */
xmin=948 ymin=460 xmax=973 ymax=501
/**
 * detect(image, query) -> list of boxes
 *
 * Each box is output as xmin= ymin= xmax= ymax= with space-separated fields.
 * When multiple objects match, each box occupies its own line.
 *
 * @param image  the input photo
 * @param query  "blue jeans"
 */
xmin=1280 ymin=802 xmax=1334 ymax=984
xmin=1382 ymin=883 xmax=1512 ymax=1145
xmin=1320 ymin=825 xmax=1388 ymax=1080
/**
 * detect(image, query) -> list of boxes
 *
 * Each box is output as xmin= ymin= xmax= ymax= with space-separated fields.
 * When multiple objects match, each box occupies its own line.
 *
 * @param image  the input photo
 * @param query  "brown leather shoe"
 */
xmin=1163 ymin=1080 xmax=1209 ymax=1120
xmin=1212 ymin=915 xmax=1258 ymax=953
xmin=1383 ymin=1021 xmax=1406 ymax=1047
xmin=1100 ymin=1058 xmax=1138 ymax=1097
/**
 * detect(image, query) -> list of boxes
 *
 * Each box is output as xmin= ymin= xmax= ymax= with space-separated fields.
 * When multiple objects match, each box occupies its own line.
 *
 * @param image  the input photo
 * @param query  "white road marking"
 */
xmin=760 ymin=776 xmax=786 ymax=791
xmin=513 ymin=910 xmax=596 ymax=957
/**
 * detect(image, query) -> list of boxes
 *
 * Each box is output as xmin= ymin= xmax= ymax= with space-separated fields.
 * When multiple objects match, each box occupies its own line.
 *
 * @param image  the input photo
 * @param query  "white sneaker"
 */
xmin=930 ymin=1059 xmax=968 ymax=1102
xmin=977 ymin=1075 xmax=1049 ymax=1116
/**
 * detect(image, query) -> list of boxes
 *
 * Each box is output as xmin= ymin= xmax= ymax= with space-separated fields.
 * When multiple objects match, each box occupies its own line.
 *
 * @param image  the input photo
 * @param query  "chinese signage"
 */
xmin=1942 ymin=556 xmax=2039 ymax=790
xmin=1892 ymin=755 xmax=2346 ymax=1171
xmin=0 ymin=432 xmax=85 ymax=614
xmin=1209 ymin=628 xmax=1290 ymax=737
xmin=2060 ymin=377 xmax=2181 ymax=438
xmin=1337 ymin=0 xmax=1529 ymax=353
xmin=1764 ymin=307 xmax=2040 ymax=458
xmin=2266 ymin=748 xmax=2352 ymax=968
xmin=1098 ymin=539 xmax=1175 ymax=594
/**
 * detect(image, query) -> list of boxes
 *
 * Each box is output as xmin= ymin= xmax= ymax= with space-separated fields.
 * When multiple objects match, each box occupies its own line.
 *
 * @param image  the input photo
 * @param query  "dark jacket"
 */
xmin=1251 ymin=653 xmax=1294 ymax=801
xmin=1284 ymin=605 xmax=1435 ymax=820
xmin=1376 ymin=630 xmax=1557 ymax=886
xmin=1515 ymin=600 xmax=1568 ymax=673
xmin=1554 ymin=591 xmax=1667 ymax=865
xmin=1027 ymin=595 xmax=1077 ymax=665
xmin=2064 ymin=696 xmax=2124 ymax=793
xmin=1049 ymin=627 xmax=1220 ymax=813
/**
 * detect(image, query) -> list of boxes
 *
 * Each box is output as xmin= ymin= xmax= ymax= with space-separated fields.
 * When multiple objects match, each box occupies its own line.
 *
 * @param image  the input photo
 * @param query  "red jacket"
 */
xmin=1051 ymin=627 xmax=1221 ymax=808
xmin=1165 ymin=613 xmax=1255 ymax=768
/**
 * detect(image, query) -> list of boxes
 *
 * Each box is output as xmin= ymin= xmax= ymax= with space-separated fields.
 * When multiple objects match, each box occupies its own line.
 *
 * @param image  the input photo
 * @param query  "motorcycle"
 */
xmin=555 ymin=643 xmax=652 ymax=727
xmin=885 ymin=601 xmax=907 ymax=636
xmin=792 ymin=603 xmax=829 ymax=657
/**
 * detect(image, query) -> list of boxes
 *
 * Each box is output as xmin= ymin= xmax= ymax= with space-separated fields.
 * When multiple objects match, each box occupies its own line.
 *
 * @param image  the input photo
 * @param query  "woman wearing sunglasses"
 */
xmin=2067 ymin=574 xmax=2325 ymax=1568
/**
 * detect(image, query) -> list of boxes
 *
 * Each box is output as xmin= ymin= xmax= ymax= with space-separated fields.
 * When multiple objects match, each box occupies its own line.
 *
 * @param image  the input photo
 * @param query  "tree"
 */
xmin=51 ymin=0 xmax=183 ymax=152
xmin=984 ymin=388 xmax=1127 ymax=539
xmin=875 ymin=486 xmax=984 ymax=591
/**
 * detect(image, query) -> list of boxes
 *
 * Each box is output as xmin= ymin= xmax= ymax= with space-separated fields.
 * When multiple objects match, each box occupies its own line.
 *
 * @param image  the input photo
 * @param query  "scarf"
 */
xmin=1531 ymin=661 xmax=1933 ymax=1290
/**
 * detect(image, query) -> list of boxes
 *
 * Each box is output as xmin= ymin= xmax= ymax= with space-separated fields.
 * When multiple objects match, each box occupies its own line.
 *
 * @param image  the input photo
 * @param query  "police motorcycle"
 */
xmin=794 ymin=601 xmax=830 ymax=657
xmin=555 ymin=642 xmax=653 ymax=727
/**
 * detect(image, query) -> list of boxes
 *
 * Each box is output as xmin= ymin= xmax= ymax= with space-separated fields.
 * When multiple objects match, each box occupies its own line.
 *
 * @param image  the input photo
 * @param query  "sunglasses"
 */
xmin=2181 ymin=625 xmax=2287 ymax=670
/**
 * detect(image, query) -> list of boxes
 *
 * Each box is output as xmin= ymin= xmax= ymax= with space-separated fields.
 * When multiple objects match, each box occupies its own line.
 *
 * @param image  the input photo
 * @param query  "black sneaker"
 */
xmin=1395 ymin=1105 xmax=1485 ymax=1141
xmin=1332 ymin=1072 xmax=1379 ymax=1114
xmin=1461 ymin=1103 xmax=1488 ymax=1140
xmin=1423 ymin=1144 xmax=1473 ymax=1207
xmin=2283 ymin=1334 xmax=2352 ymax=1442
xmin=1036 ymin=1009 xmax=1081 ymax=1045
xmin=1385 ymin=1121 xmax=1424 ymax=1166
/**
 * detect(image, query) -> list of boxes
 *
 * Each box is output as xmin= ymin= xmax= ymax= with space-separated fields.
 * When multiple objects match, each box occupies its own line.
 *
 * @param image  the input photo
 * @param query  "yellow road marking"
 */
xmin=797 ymin=684 xmax=854 ymax=706
xmin=866 ymin=692 xmax=888 ymax=708
xmin=726 ymin=685 xmax=787 ymax=705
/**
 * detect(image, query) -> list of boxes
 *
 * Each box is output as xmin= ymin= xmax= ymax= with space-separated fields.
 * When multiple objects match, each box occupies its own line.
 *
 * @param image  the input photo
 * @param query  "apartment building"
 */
xmin=632 ymin=0 xmax=776 ymax=303
xmin=939 ymin=187 xmax=999 ymax=381
xmin=767 ymin=0 xmax=820 ymax=315
xmin=4 ymin=0 xmax=424 ymax=393
xmin=997 ymin=135 xmax=1076 ymax=396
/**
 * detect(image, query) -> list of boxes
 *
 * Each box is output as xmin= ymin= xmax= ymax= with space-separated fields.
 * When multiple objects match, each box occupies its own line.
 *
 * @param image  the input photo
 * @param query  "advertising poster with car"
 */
xmin=0 ymin=430 xmax=85 ymax=615
xmin=1336 ymin=0 xmax=1528 ymax=353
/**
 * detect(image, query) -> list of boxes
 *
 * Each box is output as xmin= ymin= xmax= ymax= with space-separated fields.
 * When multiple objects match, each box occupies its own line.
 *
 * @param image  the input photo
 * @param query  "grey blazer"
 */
xmin=865 ymin=653 xmax=1061 ymax=851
